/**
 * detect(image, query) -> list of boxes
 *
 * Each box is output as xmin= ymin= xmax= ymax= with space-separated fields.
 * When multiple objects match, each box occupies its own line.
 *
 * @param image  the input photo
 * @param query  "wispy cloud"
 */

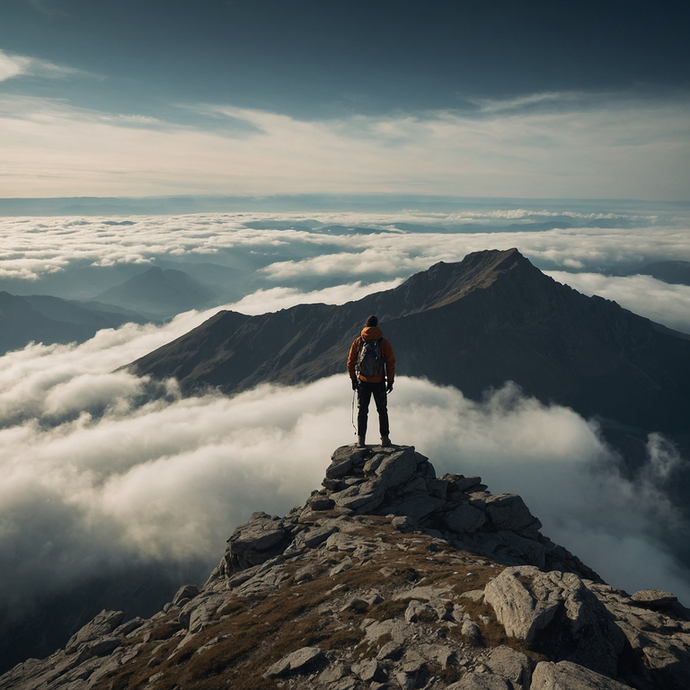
xmin=0 ymin=49 xmax=85 ymax=82
xmin=0 ymin=90 xmax=688 ymax=198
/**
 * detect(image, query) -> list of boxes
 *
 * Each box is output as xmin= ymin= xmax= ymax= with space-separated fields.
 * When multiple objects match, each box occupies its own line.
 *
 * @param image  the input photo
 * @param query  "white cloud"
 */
xmin=0 ymin=90 xmax=689 ymax=198
xmin=0 ymin=51 xmax=31 ymax=81
xmin=227 ymin=279 xmax=404 ymax=315
xmin=1 ymin=308 xmax=689 ymax=614
xmin=0 ymin=49 xmax=83 ymax=82
xmin=0 ymin=310 xmax=220 ymax=424
xmin=2 ymin=212 xmax=690 ymax=336
xmin=3 ymin=211 xmax=689 ymax=283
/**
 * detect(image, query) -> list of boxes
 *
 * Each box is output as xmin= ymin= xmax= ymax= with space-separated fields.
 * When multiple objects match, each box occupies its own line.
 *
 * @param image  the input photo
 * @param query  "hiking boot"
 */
xmin=381 ymin=436 xmax=391 ymax=447
xmin=357 ymin=436 xmax=366 ymax=447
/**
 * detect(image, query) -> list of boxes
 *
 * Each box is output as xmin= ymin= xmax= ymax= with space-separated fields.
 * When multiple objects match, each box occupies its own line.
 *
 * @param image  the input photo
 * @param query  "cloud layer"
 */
xmin=2 ymin=210 xmax=689 ymax=333
xmin=2 ymin=209 xmax=689 ymax=279
xmin=2 ymin=208 xmax=690 ymax=624
xmin=2 ymin=319 xmax=690 ymax=617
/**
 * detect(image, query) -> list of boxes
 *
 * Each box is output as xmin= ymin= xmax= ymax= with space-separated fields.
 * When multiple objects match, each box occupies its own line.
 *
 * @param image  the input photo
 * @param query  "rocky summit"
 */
xmin=4 ymin=445 xmax=690 ymax=690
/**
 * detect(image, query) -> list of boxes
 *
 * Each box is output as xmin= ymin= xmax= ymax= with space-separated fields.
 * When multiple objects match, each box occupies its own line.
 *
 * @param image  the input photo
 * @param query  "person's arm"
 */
xmin=347 ymin=338 xmax=359 ymax=381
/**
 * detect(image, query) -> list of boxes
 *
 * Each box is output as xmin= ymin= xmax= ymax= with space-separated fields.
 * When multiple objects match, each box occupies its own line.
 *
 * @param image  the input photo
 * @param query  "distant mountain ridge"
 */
xmin=0 ymin=292 xmax=146 ymax=355
xmin=129 ymin=248 xmax=690 ymax=435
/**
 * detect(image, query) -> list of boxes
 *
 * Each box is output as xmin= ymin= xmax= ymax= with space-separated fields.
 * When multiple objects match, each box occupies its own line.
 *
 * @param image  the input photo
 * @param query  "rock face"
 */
xmin=3 ymin=444 xmax=690 ymax=690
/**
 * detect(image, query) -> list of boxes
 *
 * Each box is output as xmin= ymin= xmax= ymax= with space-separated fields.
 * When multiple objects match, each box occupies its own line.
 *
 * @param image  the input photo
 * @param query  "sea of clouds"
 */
xmin=2 ymin=204 xmax=690 ymax=625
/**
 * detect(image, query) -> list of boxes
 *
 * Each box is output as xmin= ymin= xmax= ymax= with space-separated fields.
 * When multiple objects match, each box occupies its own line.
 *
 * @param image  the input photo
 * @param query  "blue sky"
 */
xmin=1 ymin=0 xmax=689 ymax=199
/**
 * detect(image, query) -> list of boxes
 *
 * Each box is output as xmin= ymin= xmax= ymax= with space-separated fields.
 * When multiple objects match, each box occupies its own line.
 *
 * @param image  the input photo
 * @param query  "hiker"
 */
xmin=347 ymin=315 xmax=396 ymax=447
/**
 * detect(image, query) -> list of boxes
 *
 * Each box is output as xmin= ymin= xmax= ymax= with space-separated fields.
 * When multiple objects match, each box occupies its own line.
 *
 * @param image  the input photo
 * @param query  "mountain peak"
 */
xmin=129 ymin=249 xmax=690 ymax=433
xmin=397 ymin=248 xmax=536 ymax=312
xmin=7 ymin=444 xmax=690 ymax=690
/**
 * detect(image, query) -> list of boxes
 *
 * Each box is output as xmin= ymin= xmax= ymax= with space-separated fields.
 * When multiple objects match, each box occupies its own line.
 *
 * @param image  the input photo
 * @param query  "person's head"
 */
xmin=365 ymin=315 xmax=378 ymax=327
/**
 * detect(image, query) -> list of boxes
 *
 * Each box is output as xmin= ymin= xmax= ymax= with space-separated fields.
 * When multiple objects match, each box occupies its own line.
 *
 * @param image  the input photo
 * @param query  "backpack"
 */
xmin=357 ymin=337 xmax=384 ymax=379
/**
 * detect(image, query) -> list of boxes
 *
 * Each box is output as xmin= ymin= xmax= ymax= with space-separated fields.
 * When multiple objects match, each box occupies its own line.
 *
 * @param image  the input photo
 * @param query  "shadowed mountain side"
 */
xmin=129 ymin=249 xmax=690 ymax=434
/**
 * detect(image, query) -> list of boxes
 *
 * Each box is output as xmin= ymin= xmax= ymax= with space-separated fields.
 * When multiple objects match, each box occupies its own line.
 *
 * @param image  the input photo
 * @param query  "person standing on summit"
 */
xmin=347 ymin=315 xmax=396 ymax=447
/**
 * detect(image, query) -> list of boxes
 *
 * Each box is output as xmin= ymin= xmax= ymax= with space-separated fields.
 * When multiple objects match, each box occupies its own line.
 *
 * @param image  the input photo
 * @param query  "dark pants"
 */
xmin=357 ymin=380 xmax=389 ymax=438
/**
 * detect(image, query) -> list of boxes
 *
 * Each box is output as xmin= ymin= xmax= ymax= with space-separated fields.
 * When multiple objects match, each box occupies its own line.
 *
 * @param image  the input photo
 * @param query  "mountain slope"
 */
xmin=129 ymin=249 xmax=690 ymax=434
xmin=4 ymin=444 xmax=689 ymax=690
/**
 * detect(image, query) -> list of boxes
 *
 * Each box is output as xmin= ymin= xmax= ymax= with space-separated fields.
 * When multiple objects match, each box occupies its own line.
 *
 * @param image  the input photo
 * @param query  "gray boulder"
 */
xmin=484 ymin=645 xmax=533 ymax=689
xmin=531 ymin=660 xmax=633 ymax=689
xmin=484 ymin=566 xmax=625 ymax=678
xmin=265 ymin=646 xmax=327 ymax=678
xmin=483 ymin=493 xmax=542 ymax=538
xmin=224 ymin=511 xmax=291 ymax=570
xmin=445 ymin=503 xmax=486 ymax=533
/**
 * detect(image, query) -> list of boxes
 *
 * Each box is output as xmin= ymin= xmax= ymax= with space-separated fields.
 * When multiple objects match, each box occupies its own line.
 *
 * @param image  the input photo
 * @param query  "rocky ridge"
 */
xmin=3 ymin=445 xmax=690 ymax=690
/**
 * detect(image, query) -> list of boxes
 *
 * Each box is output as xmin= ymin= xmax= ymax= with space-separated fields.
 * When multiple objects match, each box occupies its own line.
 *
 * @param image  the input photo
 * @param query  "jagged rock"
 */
xmin=396 ymin=649 xmax=429 ymax=689
xmin=64 ymin=610 xmax=125 ymax=654
xmin=461 ymin=619 xmax=482 ymax=642
xmin=531 ymin=660 xmax=633 ymax=689
xmin=365 ymin=618 xmax=416 ymax=645
xmin=405 ymin=599 xmax=437 ymax=623
xmin=112 ymin=617 xmax=144 ymax=637
xmin=326 ymin=445 xmax=371 ymax=478
xmin=446 ymin=475 xmax=484 ymax=493
xmin=284 ymin=523 xmax=339 ymax=556
xmin=460 ymin=589 xmax=485 ymax=603
xmin=352 ymin=658 xmax=386 ymax=682
xmin=630 ymin=588 xmax=679 ymax=608
xmin=586 ymin=580 xmax=690 ymax=689
xmin=483 ymin=494 xmax=542 ymax=538
xmin=377 ymin=641 xmax=404 ymax=661
xmin=484 ymin=566 xmax=625 ymax=677
xmin=74 ymin=636 xmax=120 ymax=664
xmin=223 ymin=511 xmax=291 ymax=570
xmin=392 ymin=514 xmax=418 ymax=531
xmin=172 ymin=583 xmax=200 ymax=607
xmin=309 ymin=496 xmax=336 ymax=511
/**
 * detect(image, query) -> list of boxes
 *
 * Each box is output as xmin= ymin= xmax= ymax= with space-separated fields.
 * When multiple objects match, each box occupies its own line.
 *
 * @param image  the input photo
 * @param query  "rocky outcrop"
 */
xmin=3 ymin=444 xmax=690 ymax=690
xmin=237 ymin=444 xmax=598 ymax=580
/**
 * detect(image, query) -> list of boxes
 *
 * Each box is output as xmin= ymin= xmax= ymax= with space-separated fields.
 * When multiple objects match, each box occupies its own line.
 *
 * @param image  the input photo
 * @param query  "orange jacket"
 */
xmin=347 ymin=326 xmax=396 ymax=384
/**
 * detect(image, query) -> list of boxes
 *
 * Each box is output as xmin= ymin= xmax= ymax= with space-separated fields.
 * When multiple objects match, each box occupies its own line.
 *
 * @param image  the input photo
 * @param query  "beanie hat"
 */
xmin=365 ymin=315 xmax=378 ymax=327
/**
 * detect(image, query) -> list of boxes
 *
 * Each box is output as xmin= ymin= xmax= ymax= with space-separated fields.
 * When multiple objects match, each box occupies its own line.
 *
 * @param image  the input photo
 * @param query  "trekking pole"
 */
xmin=351 ymin=389 xmax=357 ymax=434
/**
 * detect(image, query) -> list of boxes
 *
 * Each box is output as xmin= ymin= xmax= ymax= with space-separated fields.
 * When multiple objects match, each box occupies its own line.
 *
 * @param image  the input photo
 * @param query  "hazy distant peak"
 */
xmin=95 ymin=266 xmax=216 ymax=318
